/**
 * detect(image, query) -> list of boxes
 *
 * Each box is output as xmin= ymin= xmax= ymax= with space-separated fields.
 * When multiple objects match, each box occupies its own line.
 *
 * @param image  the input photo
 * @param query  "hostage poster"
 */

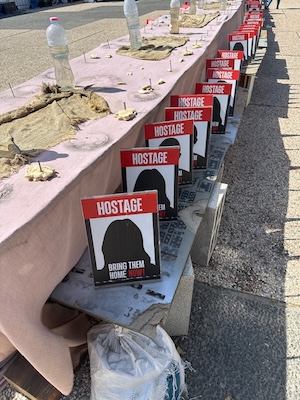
xmin=81 ymin=191 xmax=161 ymax=286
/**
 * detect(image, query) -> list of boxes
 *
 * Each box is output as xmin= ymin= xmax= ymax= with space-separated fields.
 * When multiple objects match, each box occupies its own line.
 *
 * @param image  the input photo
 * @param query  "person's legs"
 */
xmin=266 ymin=0 xmax=273 ymax=8
xmin=276 ymin=0 xmax=280 ymax=8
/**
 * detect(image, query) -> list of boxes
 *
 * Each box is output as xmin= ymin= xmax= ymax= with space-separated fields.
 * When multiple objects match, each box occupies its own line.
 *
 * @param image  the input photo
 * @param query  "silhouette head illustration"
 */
xmin=133 ymin=168 xmax=173 ymax=212
xmin=100 ymin=218 xmax=160 ymax=281
xmin=233 ymin=42 xmax=245 ymax=58
xmin=193 ymin=125 xmax=198 ymax=145
xmin=213 ymin=96 xmax=222 ymax=124
xmin=159 ymin=137 xmax=180 ymax=147
xmin=102 ymin=219 xmax=150 ymax=264
xmin=159 ymin=137 xmax=181 ymax=157
xmin=193 ymin=125 xmax=207 ymax=168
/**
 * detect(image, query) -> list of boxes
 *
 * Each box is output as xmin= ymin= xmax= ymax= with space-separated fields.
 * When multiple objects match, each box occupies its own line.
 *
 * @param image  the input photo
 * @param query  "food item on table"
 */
xmin=25 ymin=165 xmax=56 ymax=181
xmin=138 ymin=84 xmax=153 ymax=94
xmin=182 ymin=48 xmax=193 ymax=56
xmin=192 ymin=42 xmax=202 ymax=48
xmin=115 ymin=108 xmax=137 ymax=121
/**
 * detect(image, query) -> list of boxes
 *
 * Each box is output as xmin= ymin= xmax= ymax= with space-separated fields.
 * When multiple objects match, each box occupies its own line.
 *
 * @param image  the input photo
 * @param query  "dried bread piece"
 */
xmin=115 ymin=108 xmax=137 ymax=121
xmin=182 ymin=49 xmax=193 ymax=56
xmin=25 ymin=165 xmax=56 ymax=181
xmin=138 ymin=85 xmax=154 ymax=94
xmin=192 ymin=42 xmax=202 ymax=48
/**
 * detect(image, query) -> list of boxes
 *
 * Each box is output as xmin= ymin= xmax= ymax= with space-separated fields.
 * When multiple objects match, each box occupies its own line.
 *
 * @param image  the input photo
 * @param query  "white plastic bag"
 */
xmin=87 ymin=322 xmax=186 ymax=400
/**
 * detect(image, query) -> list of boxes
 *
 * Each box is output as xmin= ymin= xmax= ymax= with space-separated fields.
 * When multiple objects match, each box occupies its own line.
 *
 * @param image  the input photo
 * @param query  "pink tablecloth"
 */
xmin=0 ymin=3 xmax=244 ymax=395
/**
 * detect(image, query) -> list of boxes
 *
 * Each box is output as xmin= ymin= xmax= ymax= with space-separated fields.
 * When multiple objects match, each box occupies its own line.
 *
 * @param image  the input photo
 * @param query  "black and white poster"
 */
xmin=81 ymin=191 xmax=161 ymax=286
xmin=206 ymin=68 xmax=240 ymax=117
xmin=165 ymin=106 xmax=212 ymax=170
xmin=195 ymin=82 xmax=232 ymax=134
xmin=120 ymin=147 xmax=179 ymax=220
xmin=144 ymin=119 xmax=194 ymax=186
xmin=243 ymin=21 xmax=262 ymax=51
xmin=240 ymin=26 xmax=257 ymax=56
xmin=228 ymin=32 xmax=249 ymax=63
xmin=170 ymin=94 xmax=213 ymax=109
xmin=206 ymin=57 xmax=235 ymax=70
xmin=216 ymin=49 xmax=244 ymax=71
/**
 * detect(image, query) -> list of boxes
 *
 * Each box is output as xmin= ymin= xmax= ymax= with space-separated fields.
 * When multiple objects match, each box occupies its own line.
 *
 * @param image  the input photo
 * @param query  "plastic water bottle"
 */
xmin=46 ymin=17 xmax=75 ymax=89
xmin=189 ymin=0 xmax=197 ymax=14
xmin=123 ymin=0 xmax=142 ymax=50
xmin=198 ymin=0 xmax=204 ymax=9
xmin=169 ymin=0 xmax=180 ymax=34
xmin=220 ymin=0 xmax=227 ymax=11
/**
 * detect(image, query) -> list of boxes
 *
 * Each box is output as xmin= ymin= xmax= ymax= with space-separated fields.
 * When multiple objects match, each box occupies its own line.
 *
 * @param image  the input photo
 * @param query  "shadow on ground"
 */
xmin=182 ymin=9 xmax=292 ymax=400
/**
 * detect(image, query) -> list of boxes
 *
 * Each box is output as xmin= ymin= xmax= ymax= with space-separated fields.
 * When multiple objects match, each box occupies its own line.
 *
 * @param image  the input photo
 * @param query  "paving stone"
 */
xmin=288 ymin=169 xmax=300 ymax=190
xmin=282 ymin=135 xmax=300 ymax=150
xmin=181 ymin=282 xmax=300 ymax=400
xmin=285 ymin=260 xmax=300 ymax=306
xmin=286 ymin=189 xmax=300 ymax=220
xmin=285 ymin=149 xmax=300 ymax=168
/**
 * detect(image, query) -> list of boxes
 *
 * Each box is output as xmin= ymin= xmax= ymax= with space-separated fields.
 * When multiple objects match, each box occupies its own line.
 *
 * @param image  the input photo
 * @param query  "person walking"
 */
xmin=265 ymin=0 xmax=280 ymax=9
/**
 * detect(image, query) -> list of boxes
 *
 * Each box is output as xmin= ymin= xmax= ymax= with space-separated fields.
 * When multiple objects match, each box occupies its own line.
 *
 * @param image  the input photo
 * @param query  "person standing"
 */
xmin=265 ymin=0 xmax=281 ymax=9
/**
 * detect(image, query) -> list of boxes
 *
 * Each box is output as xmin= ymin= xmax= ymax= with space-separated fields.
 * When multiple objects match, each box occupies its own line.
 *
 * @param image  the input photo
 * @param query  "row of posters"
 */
xmin=80 ymin=6 xmax=263 ymax=286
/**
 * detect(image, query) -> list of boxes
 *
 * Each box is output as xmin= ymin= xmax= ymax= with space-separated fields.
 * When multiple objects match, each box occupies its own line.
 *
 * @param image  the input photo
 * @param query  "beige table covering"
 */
xmin=0 ymin=3 xmax=244 ymax=395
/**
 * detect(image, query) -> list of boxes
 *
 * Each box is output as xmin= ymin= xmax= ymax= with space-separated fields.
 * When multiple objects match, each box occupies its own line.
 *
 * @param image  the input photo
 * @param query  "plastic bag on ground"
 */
xmin=87 ymin=322 xmax=186 ymax=400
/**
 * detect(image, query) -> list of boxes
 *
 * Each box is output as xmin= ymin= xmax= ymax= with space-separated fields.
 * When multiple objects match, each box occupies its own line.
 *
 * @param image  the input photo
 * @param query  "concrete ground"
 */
xmin=185 ymin=2 xmax=300 ymax=399
xmin=0 ymin=0 xmax=170 ymax=92
xmin=1 ymin=1 xmax=300 ymax=399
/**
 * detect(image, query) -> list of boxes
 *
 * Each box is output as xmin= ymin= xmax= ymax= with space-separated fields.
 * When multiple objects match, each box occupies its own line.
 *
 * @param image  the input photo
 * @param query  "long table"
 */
xmin=0 ymin=3 xmax=245 ymax=395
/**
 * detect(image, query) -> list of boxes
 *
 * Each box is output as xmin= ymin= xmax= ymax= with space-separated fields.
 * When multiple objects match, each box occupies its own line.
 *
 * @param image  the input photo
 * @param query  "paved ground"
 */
xmin=1 ymin=1 xmax=300 ymax=399
xmin=0 ymin=0 xmax=170 ymax=92
xmin=184 ymin=3 xmax=300 ymax=398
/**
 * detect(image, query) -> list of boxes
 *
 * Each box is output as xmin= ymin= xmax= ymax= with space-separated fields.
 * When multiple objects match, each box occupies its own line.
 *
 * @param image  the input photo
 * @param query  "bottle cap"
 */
xmin=50 ymin=17 xmax=58 ymax=22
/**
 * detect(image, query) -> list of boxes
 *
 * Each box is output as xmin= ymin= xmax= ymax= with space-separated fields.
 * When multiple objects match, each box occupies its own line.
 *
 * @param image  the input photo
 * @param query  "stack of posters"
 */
xmin=216 ymin=49 xmax=244 ymax=71
xmin=228 ymin=32 xmax=249 ymax=64
xmin=206 ymin=57 xmax=235 ymax=71
xmin=206 ymin=68 xmax=240 ymax=117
